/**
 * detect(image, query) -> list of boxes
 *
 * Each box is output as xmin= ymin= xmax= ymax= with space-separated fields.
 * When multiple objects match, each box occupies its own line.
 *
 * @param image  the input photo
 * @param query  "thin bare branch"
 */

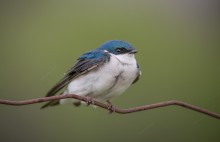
xmin=0 ymin=94 xmax=219 ymax=119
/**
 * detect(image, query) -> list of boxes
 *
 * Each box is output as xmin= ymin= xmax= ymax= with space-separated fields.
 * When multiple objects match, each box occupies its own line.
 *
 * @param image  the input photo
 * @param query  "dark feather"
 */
xmin=41 ymin=100 xmax=60 ymax=109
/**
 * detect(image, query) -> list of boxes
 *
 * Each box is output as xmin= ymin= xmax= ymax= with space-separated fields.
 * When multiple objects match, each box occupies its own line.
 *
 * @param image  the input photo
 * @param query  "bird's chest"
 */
xmin=117 ymin=64 xmax=137 ymax=84
xmin=113 ymin=63 xmax=137 ymax=88
xmin=103 ymin=55 xmax=138 ymax=99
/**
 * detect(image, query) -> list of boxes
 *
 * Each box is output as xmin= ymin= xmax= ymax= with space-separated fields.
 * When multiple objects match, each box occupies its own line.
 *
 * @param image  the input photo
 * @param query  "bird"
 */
xmin=41 ymin=40 xmax=141 ymax=111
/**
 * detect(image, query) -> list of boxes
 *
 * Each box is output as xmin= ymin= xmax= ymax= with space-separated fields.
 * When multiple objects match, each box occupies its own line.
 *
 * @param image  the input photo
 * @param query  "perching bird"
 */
xmin=41 ymin=40 xmax=141 ymax=110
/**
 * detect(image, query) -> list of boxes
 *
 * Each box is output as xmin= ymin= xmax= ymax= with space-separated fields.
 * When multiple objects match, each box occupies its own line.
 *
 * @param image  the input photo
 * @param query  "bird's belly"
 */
xmin=62 ymin=55 xmax=138 ymax=104
xmin=102 ymin=65 xmax=138 ymax=101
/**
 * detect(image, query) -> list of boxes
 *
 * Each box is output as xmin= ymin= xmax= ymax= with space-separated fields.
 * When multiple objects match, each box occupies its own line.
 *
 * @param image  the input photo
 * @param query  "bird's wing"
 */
xmin=132 ymin=63 xmax=141 ymax=84
xmin=46 ymin=50 xmax=111 ymax=97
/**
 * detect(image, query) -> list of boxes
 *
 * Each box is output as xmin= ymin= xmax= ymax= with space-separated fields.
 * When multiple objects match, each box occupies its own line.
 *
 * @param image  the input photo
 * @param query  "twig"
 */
xmin=0 ymin=94 xmax=219 ymax=119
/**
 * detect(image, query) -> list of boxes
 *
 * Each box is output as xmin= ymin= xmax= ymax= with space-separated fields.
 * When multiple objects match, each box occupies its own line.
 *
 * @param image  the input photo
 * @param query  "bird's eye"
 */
xmin=115 ymin=48 xmax=122 ymax=53
xmin=121 ymin=48 xmax=127 ymax=52
xmin=115 ymin=48 xmax=127 ymax=53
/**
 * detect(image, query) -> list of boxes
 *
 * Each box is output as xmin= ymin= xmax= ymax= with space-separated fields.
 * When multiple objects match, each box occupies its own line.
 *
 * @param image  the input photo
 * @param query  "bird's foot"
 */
xmin=85 ymin=96 xmax=94 ymax=106
xmin=107 ymin=100 xmax=115 ymax=114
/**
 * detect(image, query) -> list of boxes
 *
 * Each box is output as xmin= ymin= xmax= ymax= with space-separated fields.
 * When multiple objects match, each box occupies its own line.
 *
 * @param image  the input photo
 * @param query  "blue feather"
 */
xmin=96 ymin=40 xmax=135 ymax=55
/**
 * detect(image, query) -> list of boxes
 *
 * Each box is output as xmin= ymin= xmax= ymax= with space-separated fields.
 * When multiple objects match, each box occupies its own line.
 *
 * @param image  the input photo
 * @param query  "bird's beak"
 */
xmin=129 ymin=49 xmax=138 ymax=54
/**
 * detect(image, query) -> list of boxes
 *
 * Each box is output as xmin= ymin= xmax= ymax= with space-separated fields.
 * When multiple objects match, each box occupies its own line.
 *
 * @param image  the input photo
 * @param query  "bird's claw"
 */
xmin=108 ymin=105 xmax=115 ymax=113
xmin=107 ymin=101 xmax=115 ymax=113
xmin=85 ymin=97 xmax=94 ymax=106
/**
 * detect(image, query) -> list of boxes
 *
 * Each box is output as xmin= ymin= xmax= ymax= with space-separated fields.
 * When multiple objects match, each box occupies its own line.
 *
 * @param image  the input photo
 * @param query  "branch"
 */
xmin=0 ymin=94 xmax=219 ymax=119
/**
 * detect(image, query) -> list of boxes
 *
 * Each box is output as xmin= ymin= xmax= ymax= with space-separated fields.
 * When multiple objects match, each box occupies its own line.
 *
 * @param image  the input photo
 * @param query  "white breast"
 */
xmin=102 ymin=53 xmax=138 ymax=101
xmin=60 ymin=53 xmax=139 ymax=104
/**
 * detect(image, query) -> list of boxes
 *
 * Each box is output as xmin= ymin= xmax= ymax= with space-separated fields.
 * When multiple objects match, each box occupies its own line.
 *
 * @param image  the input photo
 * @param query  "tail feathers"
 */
xmin=46 ymin=76 xmax=70 ymax=97
xmin=41 ymin=76 xmax=71 ymax=109
xmin=41 ymin=98 xmax=82 ymax=109
xmin=41 ymin=100 xmax=60 ymax=109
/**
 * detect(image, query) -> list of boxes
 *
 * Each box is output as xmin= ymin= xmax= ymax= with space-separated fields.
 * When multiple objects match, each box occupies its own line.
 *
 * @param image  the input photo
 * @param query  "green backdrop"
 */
xmin=0 ymin=1 xmax=219 ymax=142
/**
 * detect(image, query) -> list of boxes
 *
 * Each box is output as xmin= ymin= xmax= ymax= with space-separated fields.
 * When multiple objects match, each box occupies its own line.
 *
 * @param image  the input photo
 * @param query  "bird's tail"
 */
xmin=41 ymin=100 xmax=60 ymax=109
xmin=40 ymin=99 xmax=81 ymax=109
xmin=41 ymin=91 xmax=82 ymax=109
xmin=41 ymin=91 xmax=65 ymax=109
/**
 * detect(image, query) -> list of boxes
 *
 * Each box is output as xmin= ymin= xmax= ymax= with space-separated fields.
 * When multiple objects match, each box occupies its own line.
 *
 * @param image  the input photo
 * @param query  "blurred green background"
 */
xmin=0 ymin=0 xmax=220 ymax=142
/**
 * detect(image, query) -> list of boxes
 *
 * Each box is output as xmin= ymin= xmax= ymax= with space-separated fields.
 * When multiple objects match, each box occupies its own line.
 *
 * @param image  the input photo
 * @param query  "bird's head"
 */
xmin=97 ymin=40 xmax=137 ymax=55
